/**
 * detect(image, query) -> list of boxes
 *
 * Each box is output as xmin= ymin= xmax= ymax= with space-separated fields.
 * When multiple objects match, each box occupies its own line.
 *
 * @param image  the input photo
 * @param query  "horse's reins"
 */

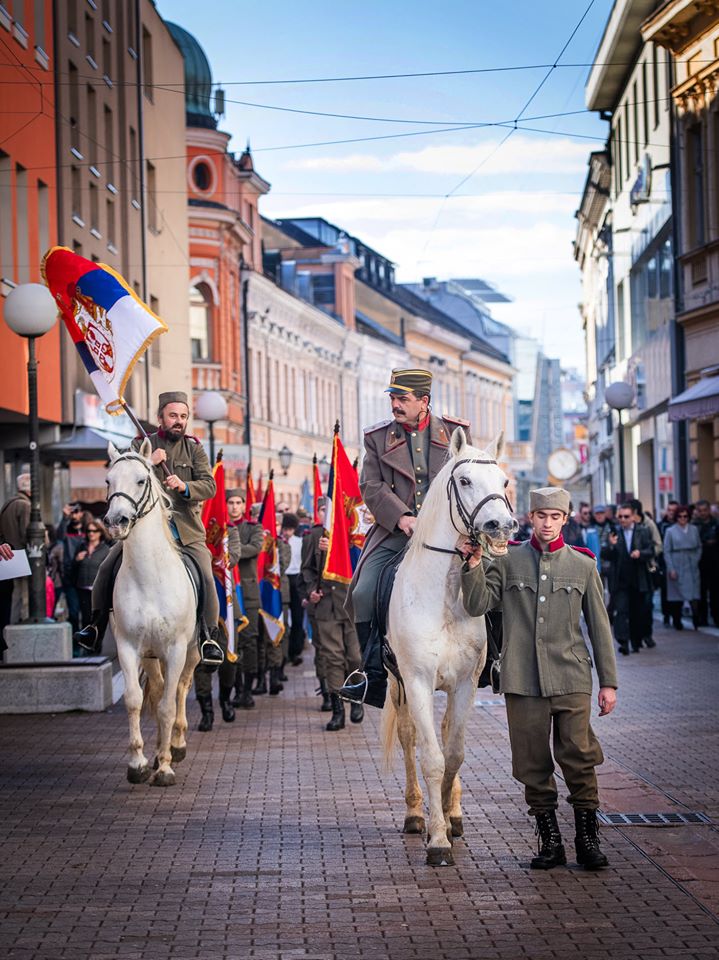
xmin=423 ymin=457 xmax=514 ymax=558
xmin=106 ymin=453 xmax=159 ymax=529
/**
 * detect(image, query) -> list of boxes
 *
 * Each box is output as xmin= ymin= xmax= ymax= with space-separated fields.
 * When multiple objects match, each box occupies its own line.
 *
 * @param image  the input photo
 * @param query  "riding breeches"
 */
xmin=350 ymin=531 xmax=409 ymax=624
xmin=91 ymin=539 xmax=219 ymax=629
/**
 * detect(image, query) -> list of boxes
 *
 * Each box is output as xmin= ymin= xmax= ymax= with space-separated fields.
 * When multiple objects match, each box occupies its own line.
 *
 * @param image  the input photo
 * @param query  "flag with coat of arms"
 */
xmin=257 ymin=473 xmax=285 ymax=647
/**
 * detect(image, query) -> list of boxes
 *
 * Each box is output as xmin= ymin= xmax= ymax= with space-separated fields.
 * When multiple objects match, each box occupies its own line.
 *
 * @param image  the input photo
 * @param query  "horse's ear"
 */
xmin=492 ymin=431 xmax=505 ymax=461
xmin=107 ymin=442 xmax=120 ymax=463
xmin=139 ymin=438 xmax=152 ymax=461
xmin=450 ymin=426 xmax=466 ymax=458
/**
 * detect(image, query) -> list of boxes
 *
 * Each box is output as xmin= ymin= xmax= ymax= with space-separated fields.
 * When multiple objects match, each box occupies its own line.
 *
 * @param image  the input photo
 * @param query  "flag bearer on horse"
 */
xmin=74 ymin=390 xmax=223 ymax=665
xmin=339 ymin=368 xmax=471 ymax=708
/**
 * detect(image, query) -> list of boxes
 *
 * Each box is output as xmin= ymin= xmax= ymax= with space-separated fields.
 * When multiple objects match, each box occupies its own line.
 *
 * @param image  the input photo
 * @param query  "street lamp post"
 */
xmin=194 ymin=390 xmax=228 ymax=465
xmin=4 ymin=283 xmax=58 ymax=622
xmin=605 ymin=381 xmax=635 ymax=504
xmin=318 ymin=454 xmax=331 ymax=486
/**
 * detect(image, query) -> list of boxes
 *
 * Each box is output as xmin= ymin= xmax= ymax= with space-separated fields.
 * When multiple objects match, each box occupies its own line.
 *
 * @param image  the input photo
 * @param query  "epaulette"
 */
xmin=364 ymin=418 xmax=393 ymax=434
xmin=186 ymin=434 xmax=201 ymax=444
xmin=569 ymin=544 xmax=596 ymax=560
xmin=508 ymin=539 xmax=523 ymax=546
xmin=442 ymin=414 xmax=470 ymax=428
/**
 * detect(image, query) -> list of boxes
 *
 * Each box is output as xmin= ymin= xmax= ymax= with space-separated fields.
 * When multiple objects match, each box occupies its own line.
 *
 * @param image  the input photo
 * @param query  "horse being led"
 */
xmin=381 ymin=427 xmax=517 ymax=865
xmin=105 ymin=440 xmax=200 ymax=786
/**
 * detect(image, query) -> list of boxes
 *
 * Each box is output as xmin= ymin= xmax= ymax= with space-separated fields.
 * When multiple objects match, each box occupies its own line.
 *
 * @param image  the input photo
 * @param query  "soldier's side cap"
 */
xmin=529 ymin=487 xmax=571 ymax=514
xmin=226 ymin=488 xmax=245 ymax=500
xmin=158 ymin=390 xmax=189 ymax=410
xmin=385 ymin=368 xmax=432 ymax=396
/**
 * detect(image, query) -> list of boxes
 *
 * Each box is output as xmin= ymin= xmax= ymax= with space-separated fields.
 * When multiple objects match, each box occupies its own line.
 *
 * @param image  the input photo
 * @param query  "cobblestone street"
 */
xmin=1 ymin=622 xmax=717 ymax=960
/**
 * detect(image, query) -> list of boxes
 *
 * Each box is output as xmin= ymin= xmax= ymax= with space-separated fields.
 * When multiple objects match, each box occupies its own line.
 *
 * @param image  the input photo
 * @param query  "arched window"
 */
xmin=189 ymin=283 xmax=211 ymax=361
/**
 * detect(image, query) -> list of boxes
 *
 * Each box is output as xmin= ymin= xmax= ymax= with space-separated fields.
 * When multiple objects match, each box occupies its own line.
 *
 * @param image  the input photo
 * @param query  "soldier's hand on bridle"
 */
xmin=164 ymin=474 xmax=185 ymax=492
xmin=458 ymin=537 xmax=483 ymax=568
xmin=151 ymin=449 xmax=167 ymax=466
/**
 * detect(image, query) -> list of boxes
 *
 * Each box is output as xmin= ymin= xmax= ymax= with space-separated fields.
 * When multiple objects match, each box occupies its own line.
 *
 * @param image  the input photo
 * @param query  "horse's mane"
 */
xmin=405 ymin=440 xmax=494 ymax=558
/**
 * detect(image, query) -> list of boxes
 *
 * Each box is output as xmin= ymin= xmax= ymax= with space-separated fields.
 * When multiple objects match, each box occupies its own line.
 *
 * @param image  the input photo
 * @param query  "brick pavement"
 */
xmin=0 ymin=622 xmax=717 ymax=960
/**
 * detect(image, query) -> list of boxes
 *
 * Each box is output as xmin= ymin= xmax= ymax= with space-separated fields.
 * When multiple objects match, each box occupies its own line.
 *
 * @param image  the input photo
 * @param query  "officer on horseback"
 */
xmin=339 ymin=368 xmax=471 ymax=708
xmin=74 ymin=390 xmax=223 ymax=665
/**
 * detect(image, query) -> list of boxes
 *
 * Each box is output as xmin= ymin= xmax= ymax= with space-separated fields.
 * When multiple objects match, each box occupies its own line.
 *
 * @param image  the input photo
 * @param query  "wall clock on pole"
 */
xmin=547 ymin=448 xmax=579 ymax=482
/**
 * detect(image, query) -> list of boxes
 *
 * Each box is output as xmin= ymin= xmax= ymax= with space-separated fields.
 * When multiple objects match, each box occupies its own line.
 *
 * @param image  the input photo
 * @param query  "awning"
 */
xmin=41 ymin=426 xmax=136 ymax=462
xmin=668 ymin=375 xmax=719 ymax=422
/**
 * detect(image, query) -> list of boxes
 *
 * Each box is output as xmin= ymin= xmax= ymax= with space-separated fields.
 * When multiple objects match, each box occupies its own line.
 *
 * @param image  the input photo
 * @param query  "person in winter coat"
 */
xmin=663 ymin=506 xmax=702 ymax=630
xmin=73 ymin=518 xmax=112 ymax=644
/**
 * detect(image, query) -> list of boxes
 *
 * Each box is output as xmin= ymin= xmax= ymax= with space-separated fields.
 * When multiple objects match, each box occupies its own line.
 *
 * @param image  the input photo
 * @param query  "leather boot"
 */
xmin=252 ymin=672 xmax=268 ymax=695
xmin=74 ymin=610 xmax=110 ymax=654
xmin=235 ymin=672 xmax=255 ymax=710
xmin=269 ymin=666 xmax=284 ymax=696
xmin=574 ymin=808 xmax=608 ymax=870
xmin=197 ymin=694 xmax=214 ymax=732
xmin=218 ymin=686 xmax=235 ymax=723
xmin=318 ymin=678 xmax=333 ymax=712
xmin=338 ymin=622 xmax=387 ymax=709
xmin=531 ymin=811 xmax=567 ymax=870
xmin=279 ymin=658 xmax=289 ymax=682
xmin=199 ymin=624 xmax=224 ymax=669
xmin=350 ymin=701 xmax=364 ymax=724
xmin=325 ymin=693 xmax=345 ymax=731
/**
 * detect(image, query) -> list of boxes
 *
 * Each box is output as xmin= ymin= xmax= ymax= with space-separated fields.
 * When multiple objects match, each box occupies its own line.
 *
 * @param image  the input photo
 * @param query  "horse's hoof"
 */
xmin=426 ymin=847 xmax=454 ymax=867
xmin=127 ymin=764 xmax=151 ymax=784
xmin=150 ymin=769 xmax=176 ymax=787
xmin=403 ymin=816 xmax=426 ymax=835
xmin=170 ymin=745 xmax=186 ymax=764
xmin=450 ymin=817 xmax=464 ymax=838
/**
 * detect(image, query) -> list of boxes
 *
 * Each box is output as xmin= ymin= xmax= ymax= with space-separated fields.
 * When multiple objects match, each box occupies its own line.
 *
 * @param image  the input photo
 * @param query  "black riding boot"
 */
xmin=269 ymin=666 xmax=284 ymax=696
xmin=74 ymin=609 xmax=110 ymax=654
xmin=574 ymin=808 xmax=608 ymax=870
xmin=350 ymin=701 xmax=364 ymax=724
xmin=218 ymin=686 xmax=235 ymax=723
xmin=199 ymin=624 xmax=224 ymax=668
xmin=338 ymin=621 xmax=387 ymax=709
xmin=318 ymin=678 xmax=333 ymax=712
xmin=197 ymin=694 xmax=214 ymax=732
xmin=531 ymin=810 xmax=567 ymax=870
xmin=252 ymin=671 xmax=268 ymax=695
xmin=234 ymin=672 xmax=255 ymax=710
xmin=326 ymin=694 xmax=345 ymax=731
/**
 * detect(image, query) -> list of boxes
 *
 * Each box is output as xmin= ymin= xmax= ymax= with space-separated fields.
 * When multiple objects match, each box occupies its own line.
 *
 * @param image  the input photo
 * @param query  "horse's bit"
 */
xmin=106 ymin=453 xmax=159 ymax=529
xmin=424 ymin=457 xmax=514 ymax=558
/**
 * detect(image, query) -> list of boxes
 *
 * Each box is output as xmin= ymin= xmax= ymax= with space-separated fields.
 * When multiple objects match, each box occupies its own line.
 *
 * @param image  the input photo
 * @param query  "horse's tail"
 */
xmin=379 ymin=679 xmax=399 ymax=773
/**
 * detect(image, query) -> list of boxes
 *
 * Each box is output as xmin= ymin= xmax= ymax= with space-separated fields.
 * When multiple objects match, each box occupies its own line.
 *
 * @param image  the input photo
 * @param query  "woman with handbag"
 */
xmin=663 ymin=507 xmax=702 ymax=630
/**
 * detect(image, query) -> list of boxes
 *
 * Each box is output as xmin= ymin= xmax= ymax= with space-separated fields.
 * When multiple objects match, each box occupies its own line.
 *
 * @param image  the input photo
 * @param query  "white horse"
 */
xmin=105 ymin=440 xmax=200 ymax=786
xmin=380 ymin=428 xmax=517 ymax=865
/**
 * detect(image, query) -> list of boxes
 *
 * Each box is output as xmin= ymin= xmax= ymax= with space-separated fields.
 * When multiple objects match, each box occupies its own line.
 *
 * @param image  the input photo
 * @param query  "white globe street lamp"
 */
xmin=3 ymin=283 xmax=58 ymax=622
xmin=194 ymin=390 xmax=227 ymax=465
xmin=605 ymin=381 xmax=635 ymax=502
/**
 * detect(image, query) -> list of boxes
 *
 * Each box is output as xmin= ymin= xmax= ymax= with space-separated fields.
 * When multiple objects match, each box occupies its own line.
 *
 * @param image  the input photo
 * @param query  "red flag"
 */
xmin=201 ymin=458 xmax=237 ymax=661
xmin=322 ymin=431 xmax=363 ymax=584
xmin=312 ymin=454 xmax=323 ymax=525
xmin=244 ymin=468 xmax=256 ymax=522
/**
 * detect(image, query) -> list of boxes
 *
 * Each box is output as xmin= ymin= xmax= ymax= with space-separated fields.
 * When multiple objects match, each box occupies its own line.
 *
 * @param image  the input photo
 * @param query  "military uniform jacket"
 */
xmin=461 ymin=537 xmax=618 ymax=697
xmin=300 ymin=524 xmax=351 ymax=621
xmin=278 ymin=537 xmax=291 ymax=604
xmin=131 ymin=431 xmax=215 ymax=546
xmin=352 ymin=413 xmax=471 ymax=583
xmin=231 ymin=519 xmax=264 ymax=609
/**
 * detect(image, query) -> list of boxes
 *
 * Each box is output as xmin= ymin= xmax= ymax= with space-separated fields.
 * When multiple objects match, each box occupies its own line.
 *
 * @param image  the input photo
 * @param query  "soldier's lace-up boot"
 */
xmin=218 ymin=686 xmax=235 ymax=723
xmin=531 ymin=810 xmax=567 ymax=870
xmin=234 ymin=672 xmax=255 ymax=710
xmin=325 ymin=694 xmax=345 ymax=731
xmin=574 ymin=808 xmax=609 ymax=870
xmin=197 ymin=694 xmax=214 ymax=732
xmin=252 ymin=671 xmax=268 ymax=695
xmin=318 ymin=678 xmax=333 ymax=712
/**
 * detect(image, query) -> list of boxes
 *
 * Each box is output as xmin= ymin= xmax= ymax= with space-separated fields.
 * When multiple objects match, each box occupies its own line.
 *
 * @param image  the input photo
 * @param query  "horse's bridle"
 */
xmin=106 ymin=453 xmax=159 ymax=530
xmin=424 ymin=457 xmax=514 ymax=558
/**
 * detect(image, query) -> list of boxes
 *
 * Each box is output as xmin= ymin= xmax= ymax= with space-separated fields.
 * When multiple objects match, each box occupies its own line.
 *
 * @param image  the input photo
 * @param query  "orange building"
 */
xmin=166 ymin=23 xmax=270 ymax=482
xmin=0 ymin=1 xmax=61 ymax=490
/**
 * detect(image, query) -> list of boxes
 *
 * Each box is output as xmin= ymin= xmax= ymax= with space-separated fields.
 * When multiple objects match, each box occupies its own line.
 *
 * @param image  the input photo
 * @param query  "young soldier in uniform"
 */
xmin=461 ymin=487 xmax=618 ymax=871
xmin=74 ymin=391 xmax=222 ymax=664
xmin=340 ymin=368 xmax=471 ymax=708
xmin=226 ymin=489 xmax=264 ymax=710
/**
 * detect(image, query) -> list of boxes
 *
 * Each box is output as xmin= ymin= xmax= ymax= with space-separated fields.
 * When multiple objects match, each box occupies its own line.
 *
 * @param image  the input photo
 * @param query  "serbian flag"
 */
xmin=42 ymin=247 xmax=167 ymax=415
xmin=244 ymin=467 xmax=256 ymax=522
xmin=257 ymin=475 xmax=285 ymax=648
xmin=322 ymin=429 xmax=363 ymax=584
xmin=201 ymin=457 xmax=239 ymax=662
xmin=312 ymin=454 xmax=323 ymax=525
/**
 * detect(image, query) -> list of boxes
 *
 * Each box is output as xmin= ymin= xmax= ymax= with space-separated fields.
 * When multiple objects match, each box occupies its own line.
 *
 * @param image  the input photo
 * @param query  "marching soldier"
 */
xmin=301 ymin=498 xmax=363 ymax=730
xmin=340 ymin=368 xmax=471 ymax=708
xmin=74 ymin=391 xmax=222 ymax=664
xmin=226 ymin=489 xmax=264 ymax=710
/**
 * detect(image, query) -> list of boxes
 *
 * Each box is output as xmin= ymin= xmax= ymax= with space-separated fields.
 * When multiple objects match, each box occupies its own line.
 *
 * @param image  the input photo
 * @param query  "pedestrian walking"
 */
xmin=601 ymin=504 xmax=655 ymax=654
xmin=664 ymin=507 xmax=702 ymax=630
xmin=0 ymin=473 xmax=31 ymax=635
xmin=692 ymin=499 xmax=719 ymax=627
xmin=461 ymin=487 xmax=617 ymax=871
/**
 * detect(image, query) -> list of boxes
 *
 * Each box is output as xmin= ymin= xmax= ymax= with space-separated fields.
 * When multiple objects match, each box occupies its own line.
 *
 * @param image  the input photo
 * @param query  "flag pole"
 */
xmin=120 ymin=399 xmax=171 ymax=478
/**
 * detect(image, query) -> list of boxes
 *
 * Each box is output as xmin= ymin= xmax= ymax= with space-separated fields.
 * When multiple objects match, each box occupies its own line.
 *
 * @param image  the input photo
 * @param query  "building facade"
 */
xmin=642 ymin=1 xmax=719 ymax=503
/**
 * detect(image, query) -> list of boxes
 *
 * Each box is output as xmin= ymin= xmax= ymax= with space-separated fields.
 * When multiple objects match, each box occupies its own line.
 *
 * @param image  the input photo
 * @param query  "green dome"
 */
xmin=166 ymin=22 xmax=217 ymax=129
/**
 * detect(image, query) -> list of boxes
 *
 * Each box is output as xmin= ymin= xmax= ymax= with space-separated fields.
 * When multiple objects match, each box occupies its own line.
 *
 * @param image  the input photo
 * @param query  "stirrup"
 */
xmin=338 ymin=669 xmax=368 ymax=704
xmin=75 ymin=624 xmax=99 ymax=653
xmin=199 ymin=635 xmax=224 ymax=667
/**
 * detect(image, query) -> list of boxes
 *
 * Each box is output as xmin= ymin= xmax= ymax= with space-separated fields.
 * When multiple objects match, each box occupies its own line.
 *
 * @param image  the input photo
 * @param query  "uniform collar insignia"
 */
xmin=530 ymin=533 xmax=565 ymax=553
xmin=400 ymin=413 xmax=430 ymax=433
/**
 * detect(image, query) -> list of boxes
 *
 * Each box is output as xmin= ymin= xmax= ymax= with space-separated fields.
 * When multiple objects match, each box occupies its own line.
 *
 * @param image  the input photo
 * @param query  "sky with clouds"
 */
xmin=157 ymin=0 xmax=615 ymax=369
